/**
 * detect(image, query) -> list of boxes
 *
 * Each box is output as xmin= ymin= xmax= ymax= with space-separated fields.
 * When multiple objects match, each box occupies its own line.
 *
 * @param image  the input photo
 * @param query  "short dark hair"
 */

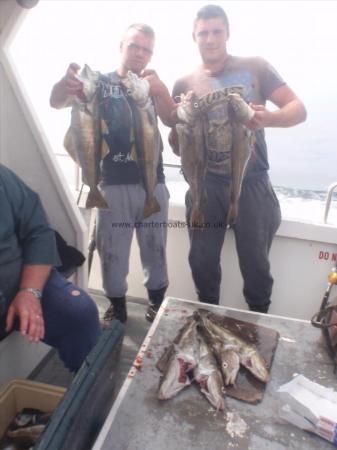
xmin=124 ymin=23 xmax=155 ymax=40
xmin=194 ymin=5 xmax=229 ymax=31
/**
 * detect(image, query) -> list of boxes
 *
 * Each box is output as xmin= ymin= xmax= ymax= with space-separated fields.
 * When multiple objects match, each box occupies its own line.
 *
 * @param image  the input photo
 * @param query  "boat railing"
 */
xmin=324 ymin=182 xmax=337 ymax=224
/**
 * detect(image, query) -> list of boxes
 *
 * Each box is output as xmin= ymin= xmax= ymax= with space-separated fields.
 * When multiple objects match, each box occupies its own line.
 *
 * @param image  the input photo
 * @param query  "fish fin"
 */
xmin=227 ymin=203 xmax=238 ymax=226
xmin=86 ymin=188 xmax=109 ymax=209
xmin=101 ymin=118 xmax=109 ymax=134
xmin=100 ymin=120 xmax=110 ymax=158
xmin=63 ymin=129 xmax=80 ymax=164
xmin=143 ymin=196 xmax=161 ymax=218
xmin=101 ymin=137 xmax=110 ymax=159
xmin=130 ymin=143 xmax=138 ymax=162
xmin=239 ymin=354 xmax=269 ymax=383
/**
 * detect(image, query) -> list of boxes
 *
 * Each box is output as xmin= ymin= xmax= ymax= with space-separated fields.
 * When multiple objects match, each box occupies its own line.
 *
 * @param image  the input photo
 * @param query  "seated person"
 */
xmin=0 ymin=163 xmax=101 ymax=372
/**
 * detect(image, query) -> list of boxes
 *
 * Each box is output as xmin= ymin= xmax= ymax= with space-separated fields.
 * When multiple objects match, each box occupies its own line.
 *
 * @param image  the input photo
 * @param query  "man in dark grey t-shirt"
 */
xmin=169 ymin=5 xmax=307 ymax=313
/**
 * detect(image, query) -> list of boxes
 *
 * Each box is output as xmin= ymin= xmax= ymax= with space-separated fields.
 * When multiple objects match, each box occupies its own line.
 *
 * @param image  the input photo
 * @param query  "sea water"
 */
xmin=56 ymin=155 xmax=337 ymax=226
xmin=163 ymin=166 xmax=337 ymax=226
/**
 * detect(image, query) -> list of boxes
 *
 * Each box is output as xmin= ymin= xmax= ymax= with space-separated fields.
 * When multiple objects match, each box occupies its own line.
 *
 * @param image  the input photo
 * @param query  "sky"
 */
xmin=8 ymin=0 xmax=337 ymax=191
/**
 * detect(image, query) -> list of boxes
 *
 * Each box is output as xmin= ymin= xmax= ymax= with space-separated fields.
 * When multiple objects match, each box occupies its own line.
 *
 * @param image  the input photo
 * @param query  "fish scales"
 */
xmin=197 ymin=321 xmax=241 ymax=386
xmin=226 ymin=93 xmax=255 ymax=224
xmin=64 ymin=64 xmax=109 ymax=209
xmin=121 ymin=71 xmax=160 ymax=218
xmin=226 ymin=121 xmax=254 ymax=224
xmin=195 ymin=309 xmax=270 ymax=383
xmin=176 ymin=91 xmax=207 ymax=227
xmin=176 ymin=118 xmax=207 ymax=227
xmin=193 ymin=332 xmax=226 ymax=410
xmin=176 ymin=86 xmax=255 ymax=226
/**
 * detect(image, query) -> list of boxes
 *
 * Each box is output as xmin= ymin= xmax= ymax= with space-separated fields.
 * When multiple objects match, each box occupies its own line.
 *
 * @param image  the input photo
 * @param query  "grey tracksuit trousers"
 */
xmin=186 ymin=173 xmax=281 ymax=310
xmin=96 ymin=183 xmax=169 ymax=298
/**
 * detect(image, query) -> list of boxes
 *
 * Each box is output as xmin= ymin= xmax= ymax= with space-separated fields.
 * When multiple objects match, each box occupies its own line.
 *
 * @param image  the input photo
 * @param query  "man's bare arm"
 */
xmin=168 ymin=126 xmax=180 ymax=156
xmin=247 ymin=85 xmax=307 ymax=131
xmin=142 ymin=70 xmax=179 ymax=127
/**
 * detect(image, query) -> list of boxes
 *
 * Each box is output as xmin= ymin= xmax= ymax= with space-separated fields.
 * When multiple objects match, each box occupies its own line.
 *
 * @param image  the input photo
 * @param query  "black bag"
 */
xmin=54 ymin=231 xmax=85 ymax=278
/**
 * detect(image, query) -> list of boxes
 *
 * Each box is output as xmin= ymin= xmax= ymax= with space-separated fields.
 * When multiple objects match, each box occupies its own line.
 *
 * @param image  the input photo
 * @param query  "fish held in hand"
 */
xmin=64 ymin=64 xmax=109 ymax=209
xmin=226 ymin=93 xmax=255 ymax=224
xmin=176 ymin=91 xmax=207 ymax=227
xmin=226 ymin=121 xmax=254 ymax=225
xmin=122 ymin=71 xmax=161 ymax=218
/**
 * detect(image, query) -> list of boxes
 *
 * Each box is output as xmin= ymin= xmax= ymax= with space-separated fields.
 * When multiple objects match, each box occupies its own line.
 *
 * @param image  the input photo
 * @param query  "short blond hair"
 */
xmin=124 ymin=23 xmax=155 ymax=40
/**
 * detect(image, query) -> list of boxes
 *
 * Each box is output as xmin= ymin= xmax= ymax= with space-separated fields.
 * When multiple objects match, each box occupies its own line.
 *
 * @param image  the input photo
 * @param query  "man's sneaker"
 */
xmin=145 ymin=286 xmax=167 ymax=322
xmin=248 ymin=303 xmax=270 ymax=314
xmin=101 ymin=304 xmax=114 ymax=328
xmin=145 ymin=304 xmax=159 ymax=323
xmin=101 ymin=297 xmax=127 ymax=327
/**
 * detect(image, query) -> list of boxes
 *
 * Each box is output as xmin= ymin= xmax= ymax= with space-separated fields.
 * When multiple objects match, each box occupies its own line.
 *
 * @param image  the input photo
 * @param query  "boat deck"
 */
xmin=29 ymin=291 xmax=151 ymax=391
xmin=94 ymin=297 xmax=336 ymax=450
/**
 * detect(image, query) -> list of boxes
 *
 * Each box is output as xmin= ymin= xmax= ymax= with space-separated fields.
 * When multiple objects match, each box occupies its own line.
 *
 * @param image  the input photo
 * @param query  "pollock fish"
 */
xmin=121 ymin=71 xmax=160 ymax=218
xmin=226 ymin=94 xmax=255 ymax=224
xmin=64 ymin=64 xmax=109 ymax=209
xmin=176 ymin=91 xmax=207 ymax=227
xmin=198 ymin=88 xmax=255 ymax=226
xmin=221 ymin=346 xmax=241 ymax=385
xmin=176 ymin=87 xmax=255 ymax=226
xmin=193 ymin=333 xmax=226 ymax=410
xmin=197 ymin=322 xmax=241 ymax=386
xmin=195 ymin=309 xmax=270 ymax=383
xmin=158 ymin=318 xmax=198 ymax=400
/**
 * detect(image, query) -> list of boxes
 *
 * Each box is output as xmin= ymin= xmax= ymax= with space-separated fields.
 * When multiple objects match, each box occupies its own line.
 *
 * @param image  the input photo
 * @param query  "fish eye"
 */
xmin=222 ymin=362 xmax=228 ymax=369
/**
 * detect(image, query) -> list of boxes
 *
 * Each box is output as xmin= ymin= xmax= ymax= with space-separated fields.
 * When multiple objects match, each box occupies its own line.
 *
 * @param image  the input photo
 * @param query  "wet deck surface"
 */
xmin=93 ymin=297 xmax=337 ymax=450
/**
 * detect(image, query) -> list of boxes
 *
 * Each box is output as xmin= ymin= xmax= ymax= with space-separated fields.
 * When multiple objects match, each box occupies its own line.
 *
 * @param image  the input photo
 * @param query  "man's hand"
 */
xmin=63 ymin=62 xmax=83 ymax=96
xmin=246 ymin=104 xmax=273 ymax=131
xmin=246 ymin=85 xmax=307 ymax=131
xmin=141 ymin=69 xmax=178 ymax=127
xmin=5 ymin=290 xmax=45 ymax=342
xmin=50 ymin=62 xmax=84 ymax=108
xmin=141 ymin=69 xmax=166 ymax=97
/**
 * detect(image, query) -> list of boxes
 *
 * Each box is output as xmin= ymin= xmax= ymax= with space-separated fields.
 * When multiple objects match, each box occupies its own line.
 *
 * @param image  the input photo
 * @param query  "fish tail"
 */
xmin=190 ymin=207 xmax=204 ymax=229
xmin=143 ymin=196 xmax=161 ymax=218
xmin=86 ymin=188 xmax=109 ymax=209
